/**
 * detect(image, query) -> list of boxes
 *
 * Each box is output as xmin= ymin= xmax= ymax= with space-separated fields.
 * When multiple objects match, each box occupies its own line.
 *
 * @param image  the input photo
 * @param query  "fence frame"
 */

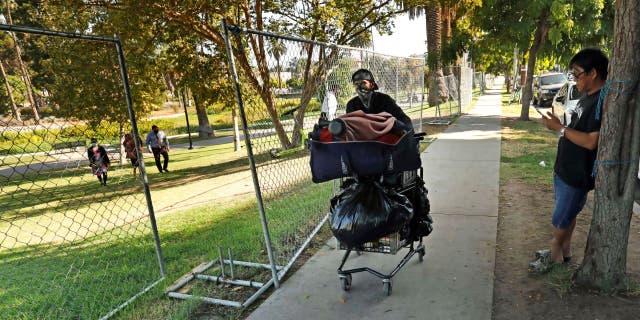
xmin=0 ymin=23 xmax=166 ymax=319
xmin=166 ymin=21 xmax=426 ymax=310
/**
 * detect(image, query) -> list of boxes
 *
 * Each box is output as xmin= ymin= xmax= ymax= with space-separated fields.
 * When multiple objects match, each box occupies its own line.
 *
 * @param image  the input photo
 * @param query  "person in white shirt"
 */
xmin=320 ymin=85 xmax=339 ymax=120
xmin=145 ymin=125 xmax=170 ymax=173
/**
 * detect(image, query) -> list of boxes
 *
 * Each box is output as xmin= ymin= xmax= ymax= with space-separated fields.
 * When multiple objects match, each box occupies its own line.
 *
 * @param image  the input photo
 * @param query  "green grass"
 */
xmin=544 ymin=264 xmax=575 ymax=298
xmin=500 ymin=92 xmax=559 ymax=187
xmin=1 ymin=126 xmax=333 ymax=319
xmin=2 ymin=93 xmax=444 ymax=319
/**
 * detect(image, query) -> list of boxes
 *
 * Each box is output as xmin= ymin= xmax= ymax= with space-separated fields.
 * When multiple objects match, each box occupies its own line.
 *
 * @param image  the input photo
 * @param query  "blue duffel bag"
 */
xmin=309 ymin=127 xmax=421 ymax=183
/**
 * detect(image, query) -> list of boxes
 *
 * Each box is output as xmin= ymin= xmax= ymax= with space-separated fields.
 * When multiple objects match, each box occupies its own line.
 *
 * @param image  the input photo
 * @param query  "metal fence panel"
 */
xmin=225 ymin=26 xmax=426 ymax=278
xmin=0 ymin=27 xmax=164 ymax=319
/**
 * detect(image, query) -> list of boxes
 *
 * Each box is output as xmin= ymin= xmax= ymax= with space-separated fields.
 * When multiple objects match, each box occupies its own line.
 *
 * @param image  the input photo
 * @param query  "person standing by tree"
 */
xmin=529 ymin=48 xmax=608 ymax=273
xmin=87 ymin=137 xmax=111 ymax=186
xmin=145 ymin=125 xmax=170 ymax=173
xmin=123 ymin=133 xmax=143 ymax=177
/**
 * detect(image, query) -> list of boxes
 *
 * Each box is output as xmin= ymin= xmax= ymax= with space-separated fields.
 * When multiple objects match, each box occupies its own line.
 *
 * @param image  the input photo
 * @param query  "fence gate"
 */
xmin=0 ymin=24 xmax=165 ymax=319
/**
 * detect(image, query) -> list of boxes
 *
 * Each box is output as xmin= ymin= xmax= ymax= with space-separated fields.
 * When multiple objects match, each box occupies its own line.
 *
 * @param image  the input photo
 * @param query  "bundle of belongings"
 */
xmin=309 ymin=110 xmax=433 ymax=248
xmin=309 ymin=110 xmax=420 ymax=183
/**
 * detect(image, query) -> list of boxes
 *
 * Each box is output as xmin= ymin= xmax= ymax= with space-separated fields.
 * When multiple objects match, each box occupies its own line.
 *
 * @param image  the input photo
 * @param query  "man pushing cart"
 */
xmin=309 ymin=69 xmax=434 ymax=296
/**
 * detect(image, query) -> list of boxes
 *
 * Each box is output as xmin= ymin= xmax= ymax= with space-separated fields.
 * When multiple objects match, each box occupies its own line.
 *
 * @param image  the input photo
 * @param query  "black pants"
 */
xmin=151 ymin=147 xmax=169 ymax=172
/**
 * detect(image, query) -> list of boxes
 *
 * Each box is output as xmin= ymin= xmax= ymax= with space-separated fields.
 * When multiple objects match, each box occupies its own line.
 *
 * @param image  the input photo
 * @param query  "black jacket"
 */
xmin=87 ymin=145 xmax=111 ymax=167
xmin=346 ymin=92 xmax=412 ymax=128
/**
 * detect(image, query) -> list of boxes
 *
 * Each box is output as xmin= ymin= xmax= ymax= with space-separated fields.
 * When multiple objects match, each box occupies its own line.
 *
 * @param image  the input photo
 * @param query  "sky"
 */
xmin=372 ymin=13 xmax=427 ymax=57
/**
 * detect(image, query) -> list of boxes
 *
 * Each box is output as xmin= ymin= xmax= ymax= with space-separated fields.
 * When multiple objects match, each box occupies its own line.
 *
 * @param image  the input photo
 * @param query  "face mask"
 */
xmin=356 ymin=82 xmax=373 ymax=108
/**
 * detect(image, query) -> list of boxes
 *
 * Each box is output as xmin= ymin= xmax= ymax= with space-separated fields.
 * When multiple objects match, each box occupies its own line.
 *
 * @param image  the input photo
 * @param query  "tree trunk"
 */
xmin=236 ymin=0 xmax=293 ymax=149
xmin=520 ymin=8 xmax=550 ymax=120
xmin=192 ymin=93 xmax=214 ymax=138
xmin=276 ymin=58 xmax=282 ymax=88
xmin=505 ymin=67 xmax=511 ymax=94
xmin=0 ymin=59 xmax=21 ymax=122
xmin=163 ymin=73 xmax=176 ymax=99
xmin=5 ymin=0 xmax=39 ymax=124
xmin=441 ymin=4 xmax=454 ymax=75
xmin=574 ymin=0 xmax=640 ymax=292
xmin=426 ymin=3 xmax=446 ymax=107
xmin=290 ymin=45 xmax=335 ymax=146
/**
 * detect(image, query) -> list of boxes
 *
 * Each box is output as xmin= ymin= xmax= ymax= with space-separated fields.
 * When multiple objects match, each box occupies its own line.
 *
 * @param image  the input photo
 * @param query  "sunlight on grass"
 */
xmin=500 ymin=92 xmax=559 ymax=187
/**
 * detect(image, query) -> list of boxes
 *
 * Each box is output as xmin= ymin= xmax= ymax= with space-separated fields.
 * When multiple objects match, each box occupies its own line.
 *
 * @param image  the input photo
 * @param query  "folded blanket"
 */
xmin=338 ymin=110 xmax=396 ymax=141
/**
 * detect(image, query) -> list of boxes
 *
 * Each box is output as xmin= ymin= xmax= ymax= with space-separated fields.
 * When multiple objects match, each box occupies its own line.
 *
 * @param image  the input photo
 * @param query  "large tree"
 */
xmin=473 ymin=0 xmax=610 ymax=120
xmin=574 ymin=0 xmax=640 ymax=292
xmin=401 ymin=0 xmax=480 ymax=107
xmin=66 ymin=0 xmax=403 ymax=149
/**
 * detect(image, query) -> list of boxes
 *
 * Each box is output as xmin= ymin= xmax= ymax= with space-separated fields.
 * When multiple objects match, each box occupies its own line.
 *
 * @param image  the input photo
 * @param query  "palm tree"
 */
xmin=401 ymin=1 xmax=446 ymax=107
xmin=268 ymin=38 xmax=287 ymax=88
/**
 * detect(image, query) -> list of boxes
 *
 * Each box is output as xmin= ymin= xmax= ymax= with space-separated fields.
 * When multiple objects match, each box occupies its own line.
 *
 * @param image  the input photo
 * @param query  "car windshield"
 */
xmin=569 ymin=85 xmax=582 ymax=100
xmin=540 ymin=74 xmax=567 ymax=85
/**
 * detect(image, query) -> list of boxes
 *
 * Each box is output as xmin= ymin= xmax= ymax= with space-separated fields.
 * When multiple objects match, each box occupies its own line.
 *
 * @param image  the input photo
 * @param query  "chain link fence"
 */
xmin=429 ymin=65 xmax=474 ymax=120
xmin=0 ymin=25 xmax=164 ymax=319
xmin=473 ymin=71 xmax=486 ymax=95
xmin=223 ymin=25 xmax=426 ymax=285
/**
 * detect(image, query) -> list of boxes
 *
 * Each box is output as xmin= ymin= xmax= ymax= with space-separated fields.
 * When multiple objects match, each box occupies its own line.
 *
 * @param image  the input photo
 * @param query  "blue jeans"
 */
xmin=552 ymin=174 xmax=588 ymax=229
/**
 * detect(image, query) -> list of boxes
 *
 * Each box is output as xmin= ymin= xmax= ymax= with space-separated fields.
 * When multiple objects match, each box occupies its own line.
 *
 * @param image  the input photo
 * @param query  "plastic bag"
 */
xmin=401 ymin=177 xmax=433 ymax=241
xmin=330 ymin=179 xmax=413 ymax=248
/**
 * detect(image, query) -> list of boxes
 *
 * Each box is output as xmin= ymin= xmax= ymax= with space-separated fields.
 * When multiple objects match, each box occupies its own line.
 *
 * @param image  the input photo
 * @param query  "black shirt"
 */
xmin=345 ymin=92 xmax=413 ymax=128
xmin=554 ymin=89 xmax=602 ymax=190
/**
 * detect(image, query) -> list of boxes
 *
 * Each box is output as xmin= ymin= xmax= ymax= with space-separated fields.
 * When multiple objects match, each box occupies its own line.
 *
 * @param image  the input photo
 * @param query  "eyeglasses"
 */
xmin=570 ymin=70 xmax=586 ymax=79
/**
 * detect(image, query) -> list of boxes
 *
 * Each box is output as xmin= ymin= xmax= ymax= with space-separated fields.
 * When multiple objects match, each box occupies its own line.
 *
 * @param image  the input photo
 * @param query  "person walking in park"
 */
xmin=145 ymin=124 xmax=170 ymax=173
xmin=87 ymin=137 xmax=111 ymax=186
xmin=346 ymin=69 xmax=413 ymax=128
xmin=123 ymin=133 xmax=143 ymax=177
xmin=529 ymin=48 xmax=608 ymax=273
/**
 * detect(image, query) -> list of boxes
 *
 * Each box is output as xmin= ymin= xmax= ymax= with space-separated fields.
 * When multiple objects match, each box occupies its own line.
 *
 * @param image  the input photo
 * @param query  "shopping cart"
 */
xmin=308 ymin=115 xmax=432 ymax=296
xmin=336 ymin=167 xmax=429 ymax=296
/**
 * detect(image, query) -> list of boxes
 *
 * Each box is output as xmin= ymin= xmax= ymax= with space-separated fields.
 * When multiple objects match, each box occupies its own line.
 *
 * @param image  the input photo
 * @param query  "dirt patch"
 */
xmin=494 ymin=179 xmax=640 ymax=320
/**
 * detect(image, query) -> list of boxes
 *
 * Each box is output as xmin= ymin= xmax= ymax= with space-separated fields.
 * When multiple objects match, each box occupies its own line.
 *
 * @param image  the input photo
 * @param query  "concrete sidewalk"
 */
xmin=247 ymin=87 xmax=503 ymax=320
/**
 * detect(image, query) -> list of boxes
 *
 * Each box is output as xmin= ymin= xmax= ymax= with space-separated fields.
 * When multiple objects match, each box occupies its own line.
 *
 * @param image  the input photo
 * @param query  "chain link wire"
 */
xmin=229 ymin=28 xmax=426 ymax=269
xmin=432 ymin=65 xmax=474 ymax=118
xmin=0 ymin=33 xmax=162 ymax=319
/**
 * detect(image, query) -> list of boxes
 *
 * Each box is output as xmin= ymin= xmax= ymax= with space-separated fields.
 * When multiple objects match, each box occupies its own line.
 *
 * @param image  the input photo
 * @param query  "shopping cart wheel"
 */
xmin=418 ymin=248 xmax=425 ymax=262
xmin=382 ymin=280 xmax=392 ymax=296
xmin=339 ymin=274 xmax=352 ymax=291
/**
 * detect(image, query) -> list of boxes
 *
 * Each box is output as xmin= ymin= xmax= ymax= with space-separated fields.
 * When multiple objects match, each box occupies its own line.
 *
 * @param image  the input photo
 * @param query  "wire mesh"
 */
xmin=473 ymin=71 xmax=486 ymax=95
xmin=0 ymin=32 xmax=163 ymax=319
xmin=227 ymin=27 xmax=426 ymax=270
xmin=432 ymin=66 xmax=474 ymax=118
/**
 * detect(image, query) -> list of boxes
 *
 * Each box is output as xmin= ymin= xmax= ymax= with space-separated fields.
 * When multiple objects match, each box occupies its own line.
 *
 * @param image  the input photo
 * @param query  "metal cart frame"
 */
xmin=336 ymin=167 xmax=428 ymax=296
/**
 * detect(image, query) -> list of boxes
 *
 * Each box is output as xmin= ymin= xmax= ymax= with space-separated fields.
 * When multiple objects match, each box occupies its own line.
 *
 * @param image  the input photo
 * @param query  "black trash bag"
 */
xmin=401 ymin=177 xmax=433 ymax=241
xmin=330 ymin=179 xmax=413 ymax=248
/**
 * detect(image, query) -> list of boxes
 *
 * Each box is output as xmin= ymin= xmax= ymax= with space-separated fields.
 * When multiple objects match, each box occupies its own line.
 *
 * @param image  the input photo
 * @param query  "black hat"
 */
xmin=351 ymin=69 xmax=379 ymax=90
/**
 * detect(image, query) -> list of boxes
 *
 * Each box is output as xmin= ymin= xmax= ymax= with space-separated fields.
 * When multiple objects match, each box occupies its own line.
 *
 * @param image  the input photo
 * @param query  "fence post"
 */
xmin=221 ymin=20 xmax=281 ymax=289
xmin=115 ymin=36 xmax=167 ymax=277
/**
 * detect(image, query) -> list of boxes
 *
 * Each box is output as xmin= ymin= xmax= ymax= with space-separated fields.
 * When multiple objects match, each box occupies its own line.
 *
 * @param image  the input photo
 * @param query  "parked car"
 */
xmin=533 ymin=72 xmax=567 ymax=108
xmin=552 ymin=81 xmax=580 ymax=125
